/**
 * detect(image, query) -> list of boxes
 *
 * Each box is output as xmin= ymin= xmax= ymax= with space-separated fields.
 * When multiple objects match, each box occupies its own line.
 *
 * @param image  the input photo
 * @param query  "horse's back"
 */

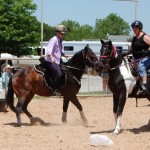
xmin=13 ymin=66 xmax=37 ymax=82
xmin=12 ymin=66 xmax=52 ymax=96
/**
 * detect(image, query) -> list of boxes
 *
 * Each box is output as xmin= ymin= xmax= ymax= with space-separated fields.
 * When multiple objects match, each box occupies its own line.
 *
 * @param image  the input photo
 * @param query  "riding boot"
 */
xmin=52 ymin=78 xmax=62 ymax=96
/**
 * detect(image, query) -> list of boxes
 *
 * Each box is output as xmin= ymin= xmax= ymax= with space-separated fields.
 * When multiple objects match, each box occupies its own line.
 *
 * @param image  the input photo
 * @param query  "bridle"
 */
xmin=83 ymin=49 xmax=98 ymax=68
xmin=60 ymin=48 xmax=97 ymax=71
xmin=100 ymin=45 xmax=117 ymax=60
xmin=99 ymin=44 xmax=122 ymax=70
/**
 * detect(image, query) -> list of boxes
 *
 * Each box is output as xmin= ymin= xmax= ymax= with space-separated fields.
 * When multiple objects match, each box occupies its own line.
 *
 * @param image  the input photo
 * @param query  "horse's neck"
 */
xmin=108 ymin=58 xmax=134 ymax=80
xmin=70 ymin=64 xmax=85 ymax=80
xmin=109 ymin=54 xmax=122 ymax=69
xmin=66 ymin=51 xmax=86 ymax=80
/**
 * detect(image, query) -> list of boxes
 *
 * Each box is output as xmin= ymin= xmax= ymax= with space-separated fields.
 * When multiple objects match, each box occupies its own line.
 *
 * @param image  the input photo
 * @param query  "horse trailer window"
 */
xmin=116 ymin=46 xmax=123 ymax=50
xmin=64 ymin=46 xmax=74 ymax=51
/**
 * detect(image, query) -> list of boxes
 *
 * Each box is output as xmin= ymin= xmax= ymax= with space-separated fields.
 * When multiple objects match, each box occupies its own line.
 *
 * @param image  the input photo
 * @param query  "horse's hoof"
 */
xmin=62 ymin=112 xmax=67 ymax=123
xmin=62 ymin=120 xmax=67 ymax=124
xmin=17 ymin=121 xmax=22 ymax=127
xmin=83 ymin=120 xmax=89 ymax=127
xmin=113 ymin=128 xmax=120 ymax=135
xmin=30 ymin=117 xmax=45 ymax=126
xmin=17 ymin=123 xmax=22 ymax=127
xmin=147 ymin=119 xmax=150 ymax=127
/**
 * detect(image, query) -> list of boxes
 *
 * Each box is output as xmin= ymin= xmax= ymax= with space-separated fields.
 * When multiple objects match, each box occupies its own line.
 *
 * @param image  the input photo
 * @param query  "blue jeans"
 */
xmin=138 ymin=57 xmax=150 ymax=77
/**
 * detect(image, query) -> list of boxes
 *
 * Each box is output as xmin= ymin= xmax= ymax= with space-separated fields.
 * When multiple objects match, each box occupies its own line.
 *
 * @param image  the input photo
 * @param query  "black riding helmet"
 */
xmin=131 ymin=21 xmax=143 ymax=29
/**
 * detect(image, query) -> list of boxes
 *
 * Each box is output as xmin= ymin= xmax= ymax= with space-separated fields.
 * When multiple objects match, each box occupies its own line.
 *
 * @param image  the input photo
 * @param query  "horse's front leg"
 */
xmin=113 ymin=94 xmax=126 ymax=134
xmin=113 ymin=95 xmax=121 ymax=134
xmin=113 ymin=113 xmax=121 ymax=134
xmin=70 ymin=95 xmax=88 ymax=125
xmin=62 ymin=97 xmax=69 ymax=123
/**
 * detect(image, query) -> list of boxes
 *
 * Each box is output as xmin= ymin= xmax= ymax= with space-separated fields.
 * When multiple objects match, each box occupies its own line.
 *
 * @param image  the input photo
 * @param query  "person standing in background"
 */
xmin=2 ymin=65 xmax=13 ymax=89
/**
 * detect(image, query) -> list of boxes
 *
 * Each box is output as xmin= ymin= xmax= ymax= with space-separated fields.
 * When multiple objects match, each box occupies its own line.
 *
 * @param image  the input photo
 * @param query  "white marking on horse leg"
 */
xmin=16 ymin=107 xmax=22 ymax=126
xmin=113 ymin=116 xmax=121 ymax=134
xmin=62 ymin=112 xmax=67 ymax=123
xmin=114 ymin=113 xmax=117 ymax=124
xmin=80 ymin=111 xmax=88 ymax=125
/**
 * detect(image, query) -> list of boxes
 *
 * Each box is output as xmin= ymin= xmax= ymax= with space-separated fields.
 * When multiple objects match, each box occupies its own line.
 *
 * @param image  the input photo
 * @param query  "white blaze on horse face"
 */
xmin=119 ymin=61 xmax=136 ymax=95
xmin=115 ymin=52 xmax=118 ymax=58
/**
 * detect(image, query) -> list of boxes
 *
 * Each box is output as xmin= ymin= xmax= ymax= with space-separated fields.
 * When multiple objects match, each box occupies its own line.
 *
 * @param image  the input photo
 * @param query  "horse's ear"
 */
xmin=84 ymin=44 xmax=89 ymax=52
xmin=85 ymin=44 xmax=89 ymax=48
xmin=84 ymin=44 xmax=89 ymax=57
xmin=109 ymin=40 xmax=112 ymax=46
xmin=100 ymin=39 xmax=105 ymax=45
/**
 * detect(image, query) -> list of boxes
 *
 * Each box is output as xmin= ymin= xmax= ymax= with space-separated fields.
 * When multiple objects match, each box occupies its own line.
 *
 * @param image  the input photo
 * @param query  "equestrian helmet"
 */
xmin=55 ymin=25 xmax=67 ymax=33
xmin=131 ymin=21 xmax=143 ymax=29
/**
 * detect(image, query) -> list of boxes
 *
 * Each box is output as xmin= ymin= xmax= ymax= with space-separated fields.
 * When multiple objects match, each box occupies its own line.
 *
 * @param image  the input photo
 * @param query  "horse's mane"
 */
xmin=66 ymin=49 xmax=84 ymax=67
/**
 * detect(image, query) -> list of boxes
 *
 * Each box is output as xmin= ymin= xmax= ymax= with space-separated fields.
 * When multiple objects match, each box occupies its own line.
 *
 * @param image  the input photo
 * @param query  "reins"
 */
xmin=101 ymin=55 xmax=148 ymax=71
xmin=99 ymin=43 xmax=148 ymax=70
xmin=60 ymin=63 xmax=84 ymax=71
xmin=59 ymin=50 xmax=96 ymax=71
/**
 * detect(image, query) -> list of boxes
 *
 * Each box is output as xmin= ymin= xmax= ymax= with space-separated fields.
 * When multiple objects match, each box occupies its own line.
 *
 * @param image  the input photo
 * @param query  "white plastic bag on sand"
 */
xmin=90 ymin=134 xmax=114 ymax=147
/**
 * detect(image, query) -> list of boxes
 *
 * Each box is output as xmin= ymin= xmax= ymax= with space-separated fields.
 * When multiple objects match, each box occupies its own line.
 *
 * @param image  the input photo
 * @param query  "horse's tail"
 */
xmin=6 ymin=76 xmax=16 ymax=112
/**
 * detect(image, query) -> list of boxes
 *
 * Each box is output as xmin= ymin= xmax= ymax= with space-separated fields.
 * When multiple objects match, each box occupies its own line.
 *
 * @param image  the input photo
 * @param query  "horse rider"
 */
xmin=122 ymin=20 xmax=150 ymax=94
xmin=44 ymin=24 xmax=68 ymax=92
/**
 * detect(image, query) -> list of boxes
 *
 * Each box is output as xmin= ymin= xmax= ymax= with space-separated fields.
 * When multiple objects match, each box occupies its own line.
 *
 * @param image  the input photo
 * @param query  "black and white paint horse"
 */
xmin=95 ymin=40 xmax=150 ymax=134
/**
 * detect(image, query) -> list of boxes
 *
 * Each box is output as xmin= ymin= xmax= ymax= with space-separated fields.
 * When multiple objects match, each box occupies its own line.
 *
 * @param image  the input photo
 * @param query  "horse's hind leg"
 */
xmin=15 ymin=97 xmax=26 ymax=126
xmin=15 ymin=92 xmax=34 ymax=126
xmin=22 ymin=93 xmax=35 ymax=124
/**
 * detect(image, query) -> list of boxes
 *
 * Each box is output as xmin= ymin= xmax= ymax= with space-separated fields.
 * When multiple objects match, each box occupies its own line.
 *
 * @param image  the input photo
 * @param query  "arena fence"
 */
xmin=0 ymin=58 xmax=111 ymax=102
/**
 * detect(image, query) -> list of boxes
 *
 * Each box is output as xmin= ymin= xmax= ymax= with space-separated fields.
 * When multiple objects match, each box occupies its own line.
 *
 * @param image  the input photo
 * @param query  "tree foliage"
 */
xmin=94 ymin=13 xmax=130 ymax=39
xmin=0 ymin=1 xmax=130 ymax=57
xmin=0 ymin=0 xmax=40 ymax=57
xmin=60 ymin=20 xmax=95 ymax=41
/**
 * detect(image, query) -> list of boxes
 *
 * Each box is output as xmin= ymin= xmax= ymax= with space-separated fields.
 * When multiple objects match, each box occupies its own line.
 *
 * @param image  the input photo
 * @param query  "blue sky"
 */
xmin=32 ymin=0 xmax=150 ymax=35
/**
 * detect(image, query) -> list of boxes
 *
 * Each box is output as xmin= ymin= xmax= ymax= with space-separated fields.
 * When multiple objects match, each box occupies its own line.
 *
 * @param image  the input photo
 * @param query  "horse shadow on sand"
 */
xmin=90 ymin=122 xmax=150 ymax=135
xmin=127 ymin=123 xmax=150 ymax=134
xmin=4 ymin=117 xmax=62 ymax=127
xmin=90 ymin=129 xmax=117 ymax=134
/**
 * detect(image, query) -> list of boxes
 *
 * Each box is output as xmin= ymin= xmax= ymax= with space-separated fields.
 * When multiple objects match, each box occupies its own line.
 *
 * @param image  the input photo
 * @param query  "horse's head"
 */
xmin=100 ymin=39 xmax=115 ymax=65
xmin=92 ymin=39 xmax=119 ymax=75
xmin=83 ymin=44 xmax=98 ymax=68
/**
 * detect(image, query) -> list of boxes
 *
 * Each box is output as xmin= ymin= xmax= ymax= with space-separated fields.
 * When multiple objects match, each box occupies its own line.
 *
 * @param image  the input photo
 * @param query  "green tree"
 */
xmin=43 ymin=23 xmax=55 ymax=41
xmin=60 ymin=20 xmax=94 ymax=40
xmin=94 ymin=13 xmax=130 ymax=39
xmin=0 ymin=0 xmax=40 ymax=57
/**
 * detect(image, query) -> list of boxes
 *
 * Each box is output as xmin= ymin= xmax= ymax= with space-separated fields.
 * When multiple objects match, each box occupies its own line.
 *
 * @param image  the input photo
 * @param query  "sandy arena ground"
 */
xmin=0 ymin=96 xmax=149 ymax=150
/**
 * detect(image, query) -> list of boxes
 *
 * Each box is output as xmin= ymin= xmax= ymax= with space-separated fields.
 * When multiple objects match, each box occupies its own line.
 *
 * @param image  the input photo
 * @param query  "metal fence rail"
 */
xmin=0 ymin=58 xmax=110 ymax=100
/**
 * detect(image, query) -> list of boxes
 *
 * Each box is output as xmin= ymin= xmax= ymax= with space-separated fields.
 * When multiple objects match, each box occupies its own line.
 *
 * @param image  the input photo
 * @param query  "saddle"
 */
xmin=34 ymin=57 xmax=67 ymax=90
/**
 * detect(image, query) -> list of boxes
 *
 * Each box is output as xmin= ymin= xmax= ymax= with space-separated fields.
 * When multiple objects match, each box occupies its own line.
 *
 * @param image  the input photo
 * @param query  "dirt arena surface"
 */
xmin=0 ymin=96 xmax=149 ymax=150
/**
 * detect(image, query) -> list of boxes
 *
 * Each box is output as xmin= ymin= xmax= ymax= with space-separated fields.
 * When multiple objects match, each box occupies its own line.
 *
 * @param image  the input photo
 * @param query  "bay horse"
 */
xmin=94 ymin=40 xmax=150 ymax=134
xmin=6 ymin=45 xmax=98 ymax=126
